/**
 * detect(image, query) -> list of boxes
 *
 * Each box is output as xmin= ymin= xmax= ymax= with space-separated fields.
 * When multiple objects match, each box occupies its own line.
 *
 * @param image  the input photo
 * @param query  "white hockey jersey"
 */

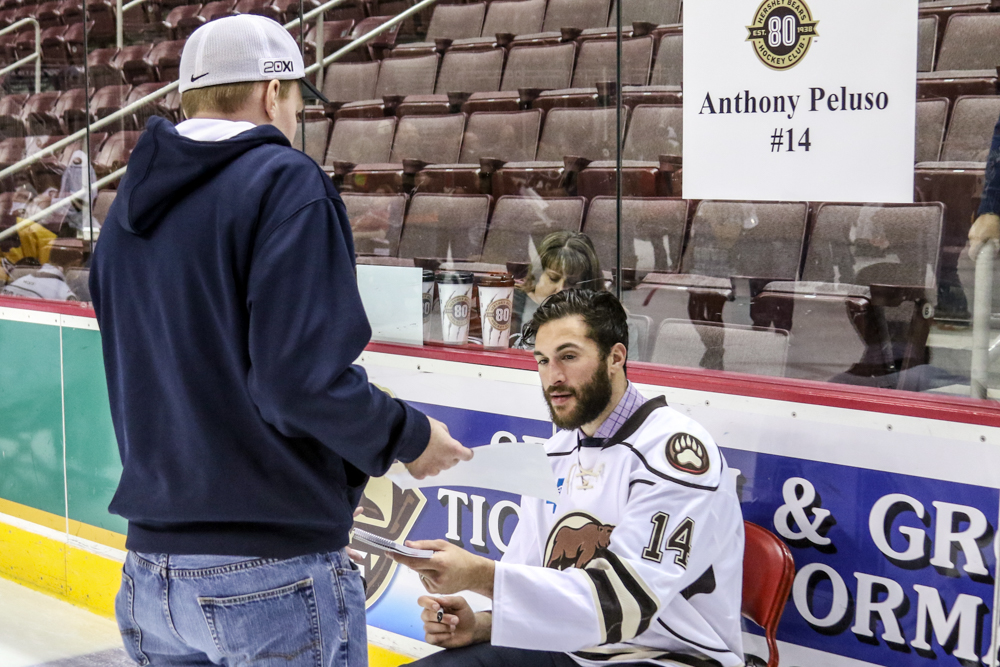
xmin=1 ymin=264 xmax=76 ymax=301
xmin=492 ymin=397 xmax=745 ymax=667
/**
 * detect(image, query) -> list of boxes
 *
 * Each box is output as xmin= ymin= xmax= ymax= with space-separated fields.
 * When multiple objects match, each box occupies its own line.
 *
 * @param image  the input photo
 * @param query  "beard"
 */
xmin=544 ymin=360 xmax=614 ymax=431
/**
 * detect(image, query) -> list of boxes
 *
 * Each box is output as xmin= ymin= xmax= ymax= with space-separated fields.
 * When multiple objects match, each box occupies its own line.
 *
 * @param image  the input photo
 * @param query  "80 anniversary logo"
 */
xmin=746 ymin=0 xmax=819 ymax=71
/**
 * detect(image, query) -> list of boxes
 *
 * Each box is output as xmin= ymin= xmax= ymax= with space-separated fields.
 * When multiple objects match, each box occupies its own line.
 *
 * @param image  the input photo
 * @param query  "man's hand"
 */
xmin=405 ymin=417 xmax=473 ymax=480
xmin=390 ymin=539 xmax=495 ymax=598
xmin=417 ymin=595 xmax=491 ymax=648
xmin=968 ymin=213 xmax=1000 ymax=260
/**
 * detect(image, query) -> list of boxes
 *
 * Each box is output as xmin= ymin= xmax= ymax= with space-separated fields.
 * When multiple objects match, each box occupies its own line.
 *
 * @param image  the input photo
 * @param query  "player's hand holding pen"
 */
xmin=405 ymin=417 xmax=474 ymax=480
xmin=389 ymin=539 xmax=495 ymax=598
xmin=416 ymin=595 xmax=491 ymax=648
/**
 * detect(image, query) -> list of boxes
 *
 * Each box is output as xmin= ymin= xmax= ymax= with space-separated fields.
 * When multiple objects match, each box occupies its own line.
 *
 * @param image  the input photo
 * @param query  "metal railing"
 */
xmin=0 ymin=18 xmax=41 ymax=94
xmin=0 ymin=167 xmax=126 ymax=242
xmin=116 ymin=0 xmax=146 ymax=49
xmin=0 ymin=0 xmax=363 ymax=185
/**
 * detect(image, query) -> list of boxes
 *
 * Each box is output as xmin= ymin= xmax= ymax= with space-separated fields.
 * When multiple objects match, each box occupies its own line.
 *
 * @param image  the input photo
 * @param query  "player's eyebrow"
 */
xmin=555 ymin=343 xmax=583 ymax=353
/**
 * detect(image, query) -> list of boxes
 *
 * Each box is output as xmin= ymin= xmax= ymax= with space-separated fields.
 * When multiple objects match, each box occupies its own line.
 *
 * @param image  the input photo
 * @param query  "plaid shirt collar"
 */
xmin=586 ymin=382 xmax=647 ymax=443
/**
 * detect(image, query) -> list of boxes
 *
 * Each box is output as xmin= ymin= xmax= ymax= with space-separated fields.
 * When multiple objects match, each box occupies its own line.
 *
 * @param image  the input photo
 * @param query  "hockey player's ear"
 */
xmin=608 ymin=342 xmax=627 ymax=374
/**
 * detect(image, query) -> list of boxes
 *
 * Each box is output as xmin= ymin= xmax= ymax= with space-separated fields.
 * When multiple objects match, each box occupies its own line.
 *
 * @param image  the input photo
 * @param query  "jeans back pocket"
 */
xmin=198 ymin=578 xmax=323 ymax=667
xmin=115 ymin=571 xmax=150 ymax=666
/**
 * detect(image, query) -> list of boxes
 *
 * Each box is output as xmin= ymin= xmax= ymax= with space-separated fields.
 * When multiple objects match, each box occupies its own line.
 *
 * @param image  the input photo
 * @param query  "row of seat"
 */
xmin=0 ymin=129 xmax=136 ymax=195
xmin=338 ymin=192 xmax=943 ymax=382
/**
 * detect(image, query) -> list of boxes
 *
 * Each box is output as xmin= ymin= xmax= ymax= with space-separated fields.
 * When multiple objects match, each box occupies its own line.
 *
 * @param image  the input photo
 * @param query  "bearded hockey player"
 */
xmin=392 ymin=289 xmax=745 ymax=667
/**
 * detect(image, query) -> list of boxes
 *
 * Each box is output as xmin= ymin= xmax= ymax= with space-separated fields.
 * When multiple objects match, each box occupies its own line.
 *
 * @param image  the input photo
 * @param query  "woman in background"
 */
xmin=510 ymin=231 xmax=604 ymax=347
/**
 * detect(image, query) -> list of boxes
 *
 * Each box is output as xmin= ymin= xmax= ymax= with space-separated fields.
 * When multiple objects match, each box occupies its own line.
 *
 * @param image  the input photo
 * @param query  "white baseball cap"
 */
xmin=179 ymin=14 xmax=328 ymax=102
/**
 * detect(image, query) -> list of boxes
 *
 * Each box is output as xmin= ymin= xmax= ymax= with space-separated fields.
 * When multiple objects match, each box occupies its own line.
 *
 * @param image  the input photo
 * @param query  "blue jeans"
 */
xmin=115 ymin=549 xmax=367 ymax=666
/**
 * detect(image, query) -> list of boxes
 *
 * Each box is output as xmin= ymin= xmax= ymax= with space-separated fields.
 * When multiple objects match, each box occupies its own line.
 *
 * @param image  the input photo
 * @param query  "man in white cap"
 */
xmin=89 ymin=14 xmax=472 ymax=666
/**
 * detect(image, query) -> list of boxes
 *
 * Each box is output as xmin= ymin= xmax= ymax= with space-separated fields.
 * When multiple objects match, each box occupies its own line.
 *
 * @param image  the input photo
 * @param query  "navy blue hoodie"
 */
xmin=90 ymin=117 xmax=430 ymax=557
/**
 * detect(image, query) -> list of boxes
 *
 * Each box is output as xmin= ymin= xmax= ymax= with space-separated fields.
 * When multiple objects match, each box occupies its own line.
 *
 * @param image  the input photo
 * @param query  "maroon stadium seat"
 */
xmin=55 ymin=86 xmax=96 ymax=134
xmin=340 ymin=113 xmax=466 ymax=193
xmin=623 ymin=27 xmax=682 ymax=107
xmin=341 ymin=192 xmax=408 ymax=257
xmin=322 ymin=60 xmax=380 ymax=107
xmin=756 ymin=203 xmax=943 ymax=383
xmin=915 ymin=97 xmax=948 ymax=163
xmin=397 ymin=192 xmax=491 ymax=261
xmin=292 ymin=113 xmax=331 ymax=164
xmin=390 ymin=2 xmax=487 ymax=57
xmin=324 ymin=116 xmax=397 ymax=187
xmin=492 ymin=106 xmax=624 ymax=198
xmin=583 ymin=197 xmax=689 ymax=277
xmin=0 ymin=93 xmax=27 ymax=136
xmin=335 ymin=54 xmax=440 ymax=119
xmin=533 ymin=36 xmax=653 ymax=112
xmin=130 ymin=81 xmax=175 ymax=127
xmin=228 ymin=0 xmax=281 ymax=21
xmin=578 ymin=104 xmax=682 ymax=199
xmin=917 ymin=15 xmax=938 ymax=73
xmin=449 ymin=0 xmax=545 ymax=52
xmin=622 ymin=200 xmax=809 ymax=354
xmin=113 ymin=44 xmax=152 ymax=84
xmin=512 ymin=0 xmax=611 ymax=46
xmin=463 ymin=42 xmax=576 ymax=114
xmin=397 ymin=48 xmax=504 ymax=116
xmin=159 ymin=4 xmax=202 ymax=40
xmin=415 ymin=109 xmax=542 ymax=195
xmin=479 ymin=195 xmax=586 ymax=265
xmin=917 ymin=13 xmax=1000 ymax=104
xmin=22 ymin=91 xmax=63 ymax=136
xmin=94 ymin=130 xmax=141 ymax=178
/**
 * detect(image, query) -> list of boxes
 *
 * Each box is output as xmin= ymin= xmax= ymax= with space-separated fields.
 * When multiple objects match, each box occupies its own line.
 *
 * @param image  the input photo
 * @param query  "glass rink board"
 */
xmin=356 ymin=348 xmax=1000 ymax=667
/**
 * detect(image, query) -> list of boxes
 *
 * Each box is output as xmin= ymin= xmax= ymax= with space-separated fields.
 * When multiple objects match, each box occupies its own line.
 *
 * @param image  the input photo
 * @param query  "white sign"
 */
xmin=683 ymin=0 xmax=917 ymax=203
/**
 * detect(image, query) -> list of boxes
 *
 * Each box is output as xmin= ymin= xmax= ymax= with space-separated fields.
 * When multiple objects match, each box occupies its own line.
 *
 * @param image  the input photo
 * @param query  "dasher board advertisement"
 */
xmin=356 ymin=351 xmax=1000 ymax=667
xmin=683 ymin=0 xmax=918 ymax=203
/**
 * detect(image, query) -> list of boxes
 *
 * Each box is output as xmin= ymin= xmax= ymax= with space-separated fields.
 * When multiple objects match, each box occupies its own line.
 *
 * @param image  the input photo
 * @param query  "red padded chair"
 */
xmin=742 ymin=521 xmax=794 ymax=667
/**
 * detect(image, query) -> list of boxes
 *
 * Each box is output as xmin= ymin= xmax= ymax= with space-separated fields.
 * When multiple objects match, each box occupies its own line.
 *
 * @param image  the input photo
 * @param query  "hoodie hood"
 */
xmin=118 ymin=116 xmax=290 ymax=235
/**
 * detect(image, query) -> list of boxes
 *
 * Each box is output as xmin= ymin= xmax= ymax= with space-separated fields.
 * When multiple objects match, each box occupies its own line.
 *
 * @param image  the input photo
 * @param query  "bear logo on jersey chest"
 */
xmin=666 ymin=432 xmax=709 ymax=475
xmin=544 ymin=511 xmax=615 ymax=570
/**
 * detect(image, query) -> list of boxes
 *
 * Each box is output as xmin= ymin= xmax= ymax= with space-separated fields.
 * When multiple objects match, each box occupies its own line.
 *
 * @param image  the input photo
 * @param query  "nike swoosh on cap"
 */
xmin=191 ymin=72 xmax=210 ymax=82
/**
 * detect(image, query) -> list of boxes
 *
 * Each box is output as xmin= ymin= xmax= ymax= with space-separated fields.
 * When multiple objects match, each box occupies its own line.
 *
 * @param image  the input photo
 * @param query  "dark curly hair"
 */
xmin=523 ymin=289 xmax=629 ymax=365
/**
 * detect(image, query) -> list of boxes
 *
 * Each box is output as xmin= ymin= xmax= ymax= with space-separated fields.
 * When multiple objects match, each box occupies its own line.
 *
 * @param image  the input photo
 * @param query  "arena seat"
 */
xmin=622 ymin=27 xmax=683 ymax=107
xmin=578 ymin=104 xmax=683 ymax=199
xmin=0 ymin=137 xmax=29 ymax=190
xmin=325 ymin=16 xmax=401 ymax=62
xmin=533 ymin=36 xmax=654 ymax=112
xmin=582 ymin=197 xmax=688 ymax=276
xmin=463 ymin=42 xmax=577 ymax=113
xmin=512 ymin=0 xmax=611 ymax=46
xmin=448 ymin=0 xmax=546 ymax=52
xmin=23 ymin=91 xmax=63 ymax=136
xmin=390 ymin=2 xmax=487 ymax=57
xmin=917 ymin=13 xmax=1000 ymax=103
xmin=396 ymin=48 xmax=504 ymax=116
xmin=292 ymin=113 xmax=331 ymax=164
xmin=228 ymin=0 xmax=281 ymax=21
xmin=158 ymin=4 xmax=202 ymax=40
xmin=414 ymin=109 xmax=541 ymax=194
xmin=580 ymin=0 xmax=682 ymax=41
xmin=917 ymin=16 xmax=937 ymax=72
xmin=270 ymin=0 xmax=320 ymax=24
xmin=111 ymin=44 xmax=152 ymax=85
xmin=651 ymin=320 xmax=790 ymax=376
xmin=55 ymin=85 xmax=98 ymax=134
xmin=492 ymin=106 xmax=624 ymax=198
xmin=0 ymin=93 xmax=27 ymax=136
xmin=129 ymin=81 xmax=175 ymax=128
xmin=339 ymin=113 xmax=466 ymax=193
xmin=39 ymin=25 xmax=69 ymax=65
xmin=397 ymin=192 xmax=491 ymax=261
xmin=93 ymin=130 xmax=141 ymax=178
xmin=322 ymin=61 xmax=380 ymax=107
xmin=35 ymin=0 xmax=63 ymax=29
xmin=479 ymin=195 xmax=586 ymax=264
xmin=314 ymin=18 xmax=355 ymax=60
xmin=85 ymin=47 xmax=123 ymax=87
xmin=756 ymin=203 xmax=943 ymax=383
xmin=92 ymin=189 xmax=116 ymax=223
xmin=621 ymin=201 xmax=809 ymax=347
xmin=86 ymin=0 xmax=120 ymax=45
xmin=341 ymin=191 xmax=407 ymax=256
xmin=122 ymin=39 xmax=184 ymax=84
xmin=335 ymin=54 xmax=440 ymax=119
xmin=914 ymin=97 xmax=948 ymax=163
xmin=917 ymin=0 xmax=994 ymax=26
xmin=324 ymin=117 xmax=397 ymax=179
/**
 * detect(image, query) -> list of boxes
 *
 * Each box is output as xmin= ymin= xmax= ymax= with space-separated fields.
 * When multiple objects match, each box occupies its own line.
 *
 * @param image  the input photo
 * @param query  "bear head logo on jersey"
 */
xmin=544 ymin=511 xmax=615 ymax=570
